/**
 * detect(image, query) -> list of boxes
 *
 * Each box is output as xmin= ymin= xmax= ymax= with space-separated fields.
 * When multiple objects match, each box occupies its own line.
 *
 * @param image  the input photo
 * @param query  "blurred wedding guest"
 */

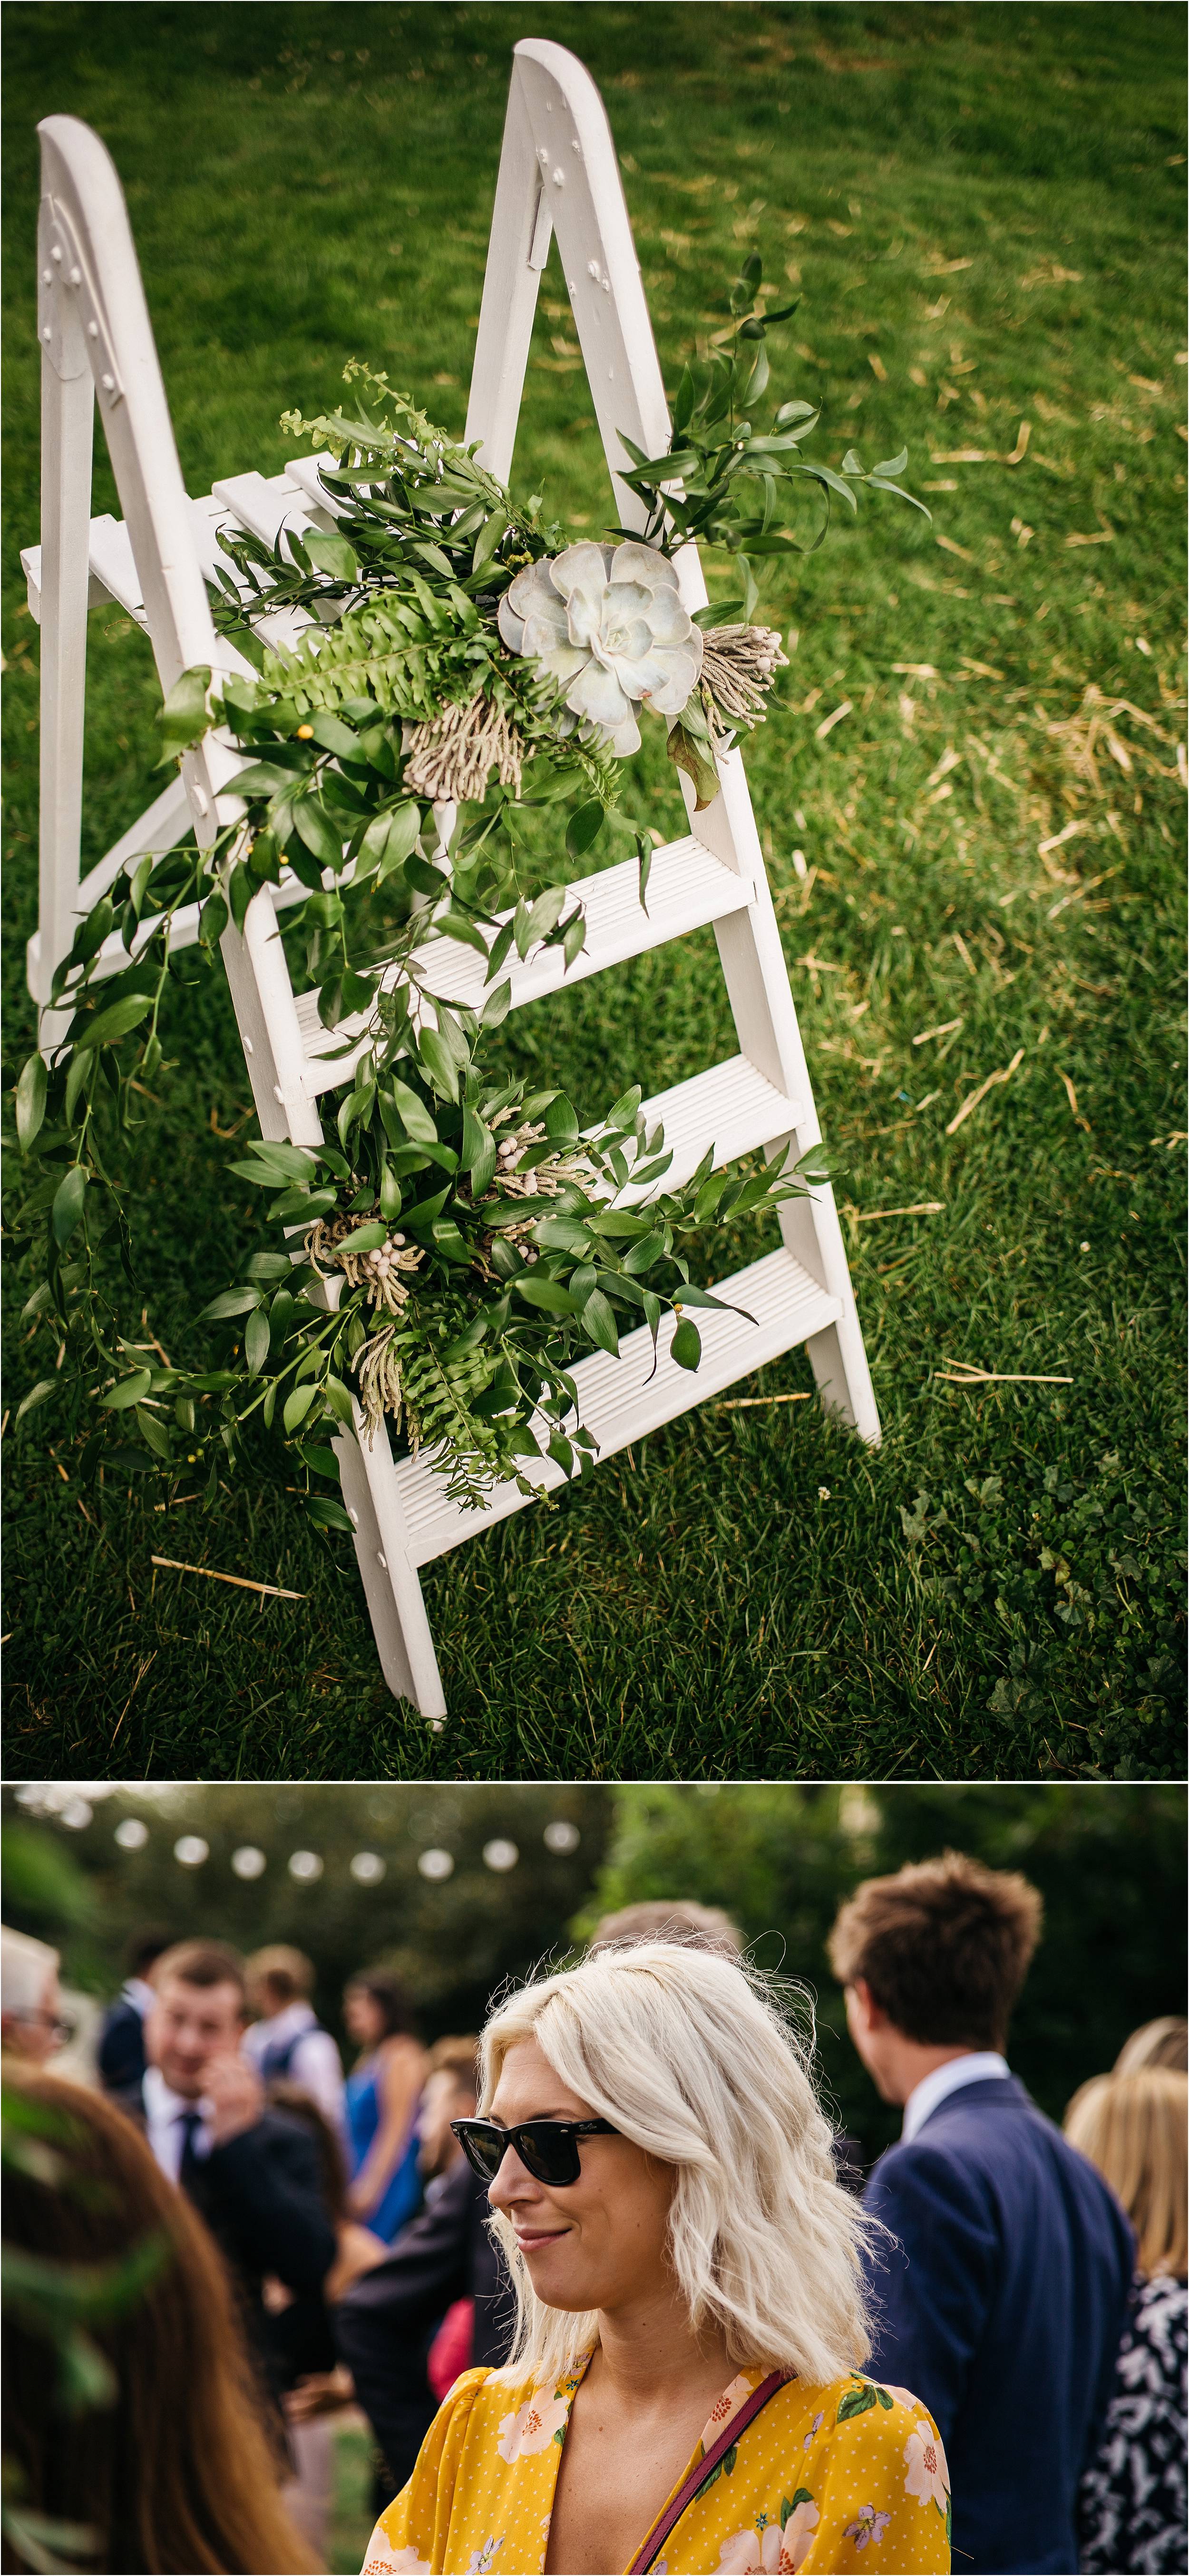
xmin=420 ymin=2038 xmax=487 ymax=2397
xmin=1114 ymin=2017 xmax=1188 ymax=2077
xmin=244 ymin=1946 xmax=346 ymax=2134
xmin=98 ymin=1927 xmax=172 ymax=2094
xmin=0 ymin=1926 xmax=66 ymax=2065
xmin=255 ymin=2086 xmax=388 ymax=2561
xmin=336 ymin=2036 xmax=514 ymax=2499
xmin=265 ymin=2083 xmax=389 ymax=2387
xmin=587 ymin=1896 xmax=743 ymax=1953
xmin=830 ymin=1851 xmax=1134 ymax=2576
xmin=110 ymin=1937 xmax=336 ymax=2429
xmin=1066 ymin=2069 xmax=1188 ymax=2575
xmin=4 ymin=2068 xmax=320 ymax=2575
xmin=343 ymin=1969 xmax=428 ymax=2242
xmin=363 ymin=1942 xmax=948 ymax=2576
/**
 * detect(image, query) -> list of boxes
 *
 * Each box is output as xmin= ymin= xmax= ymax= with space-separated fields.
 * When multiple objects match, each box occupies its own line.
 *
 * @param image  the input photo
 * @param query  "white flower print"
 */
xmin=715 ymin=2504 xmax=819 ymax=2575
xmin=495 ymin=2386 xmax=571 ymax=2463
xmin=904 ymin=2416 xmax=951 ymax=2514
xmin=467 ymin=2542 xmax=504 ymax=2575
xmin=497 ymin=542 xmax=703 ymax=757
xmin=699 ymin=2371 xmax=760 ymax=2454
xmin=803 ymin=2411 xmax=825 ymax=2450
xmin=361 ymin=2545 xmax=432 ymax=2575
xmin=781 ymin=2499 xmax=821 ymax=2573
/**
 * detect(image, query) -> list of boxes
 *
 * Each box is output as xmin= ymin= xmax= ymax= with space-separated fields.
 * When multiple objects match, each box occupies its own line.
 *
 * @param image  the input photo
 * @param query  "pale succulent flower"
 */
xmin=497 ymin=541 xmax=702 ymax=756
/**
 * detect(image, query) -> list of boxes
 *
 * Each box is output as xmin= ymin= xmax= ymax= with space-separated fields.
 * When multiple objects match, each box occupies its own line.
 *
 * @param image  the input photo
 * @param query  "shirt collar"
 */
xmin=252 ymin=2000 xmax=316 ymax=2042
xmin=122 ymin=1977 xmax=156 ymax=2014
xmin=901 ymin=2052 xmax=1011 ymax=2141
xmin=143 ymin=2063 xmax=208 ymax=2126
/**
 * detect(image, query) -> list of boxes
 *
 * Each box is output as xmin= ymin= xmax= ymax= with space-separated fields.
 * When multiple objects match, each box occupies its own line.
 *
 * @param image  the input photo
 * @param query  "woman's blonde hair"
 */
xmin=1064 ymin=2068 xmax=1187 ymax=2278
xmin=479 ymin=1941 xmax=874 ymax=2390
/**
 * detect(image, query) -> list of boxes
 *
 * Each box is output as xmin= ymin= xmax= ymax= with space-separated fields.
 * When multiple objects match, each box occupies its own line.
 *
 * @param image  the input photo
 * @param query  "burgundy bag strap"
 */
xmin=627 ymin=2371 xmax=793 ymax=2576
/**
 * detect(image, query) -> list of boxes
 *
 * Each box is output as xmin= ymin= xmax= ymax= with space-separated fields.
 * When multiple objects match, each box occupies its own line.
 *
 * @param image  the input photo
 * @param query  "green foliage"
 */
xmin=618 ymin=250 xmax=928 ymax=622
xmin=3 ymin=1782 xmax=611 ymax=2038
xmin=4 ymin=300 xmax=849 ymax=1520
xmin=0 ymin=1830 xmax=94 ymax=1936
xmin=177 ymin=1014 xmax=813 ymax=1517
xmin=580 ymin=1782 xmax=1188 ymax=2161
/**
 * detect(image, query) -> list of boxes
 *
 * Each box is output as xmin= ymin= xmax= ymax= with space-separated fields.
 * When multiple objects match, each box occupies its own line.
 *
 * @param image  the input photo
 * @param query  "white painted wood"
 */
xmin=30 ymin=111 xmax=444 ymax=1719
xmin=26 ymin=57 xmax=880 ymax=1712
xmin=463 ymin=39 xmax=880 ymax=1448
xmin=619 ymin=1055 xmax=800 ymax=1201
xmin=395 ymin=1244 xmax=840 ymax=1567
xmin=36 ymin=192 xmax=95 ymax=991
xmin=293 ymin=832 xmax=756 ymax=1085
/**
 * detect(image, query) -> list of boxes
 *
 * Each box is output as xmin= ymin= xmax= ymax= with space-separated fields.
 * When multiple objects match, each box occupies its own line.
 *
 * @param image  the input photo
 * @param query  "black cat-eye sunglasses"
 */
xmin=450 ymin=2116 xmax=618 ymax=2188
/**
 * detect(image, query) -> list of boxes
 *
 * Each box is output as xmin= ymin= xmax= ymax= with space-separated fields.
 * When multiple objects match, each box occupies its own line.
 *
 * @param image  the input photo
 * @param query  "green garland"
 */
xmin=6 ymin=262 xmax=925 ymax=1531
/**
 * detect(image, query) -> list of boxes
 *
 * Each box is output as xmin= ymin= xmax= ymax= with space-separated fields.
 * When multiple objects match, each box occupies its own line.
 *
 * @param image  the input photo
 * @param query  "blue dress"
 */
xmin=344 ymin=2055 xmax=423 ymax=2242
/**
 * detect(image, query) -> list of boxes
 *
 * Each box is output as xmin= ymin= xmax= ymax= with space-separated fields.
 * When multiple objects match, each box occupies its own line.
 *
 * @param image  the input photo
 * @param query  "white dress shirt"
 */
xmin=121 ymin=1975 xmax=156 ymax=2020
xmin=241 ymin=2001 xmax=346 ymax=2134
xmin=901 ymin=2051 xmax=1011 ymax=2142
xmin=142 ymin=2063 xmax=214 ymax=2182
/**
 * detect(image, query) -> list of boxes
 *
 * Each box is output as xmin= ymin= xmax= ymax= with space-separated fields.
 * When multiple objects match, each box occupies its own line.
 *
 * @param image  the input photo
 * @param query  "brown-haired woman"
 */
xmin=1065 ymin=2068 xmax=1188 ymax=2575
xmin=3 ymin=2070 xmax=321 ymax=2576
xmin=342 ymin=1971 xmax=427 ymax=2243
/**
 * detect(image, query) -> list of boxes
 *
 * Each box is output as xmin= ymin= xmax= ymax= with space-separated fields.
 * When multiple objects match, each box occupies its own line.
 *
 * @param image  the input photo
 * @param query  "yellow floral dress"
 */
xmin=361 ymin=2357 xmax=951 ymax=2576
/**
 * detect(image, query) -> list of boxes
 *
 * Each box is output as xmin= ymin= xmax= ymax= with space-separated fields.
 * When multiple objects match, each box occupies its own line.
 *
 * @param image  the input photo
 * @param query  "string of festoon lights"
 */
xmin=105 ymin=1813 xmax=583 ymax=1882
xmin=13 ymin=1785 xmax=583 ymax=1882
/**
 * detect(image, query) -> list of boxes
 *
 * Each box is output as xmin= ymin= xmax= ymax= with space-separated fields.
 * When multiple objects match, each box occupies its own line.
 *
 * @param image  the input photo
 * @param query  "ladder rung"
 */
xmin=22 ymin=496 xmax=256 ymax=636
xmin=390 ymin=1245 xmax=838 ymax=1567
xmin=624 ymin=1054 xmax=800 ymax=1200
xmin=22 ymin=472 xmax=316 ymax=627
xmin=210 ymin=469 xmax=316 ymax=550
xmin=284 ymin=453 xmax=345 ymax=516
xmin=296 ymin=835 xmax=756 ymax=1093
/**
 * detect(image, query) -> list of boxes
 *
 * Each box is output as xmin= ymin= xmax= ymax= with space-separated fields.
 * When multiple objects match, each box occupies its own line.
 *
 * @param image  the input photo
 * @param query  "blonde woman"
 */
xmin=1065 ymin=2069 xmax=1187 ymax=2575
xmin=362 ymin=1942 xmax=949 ymax=2576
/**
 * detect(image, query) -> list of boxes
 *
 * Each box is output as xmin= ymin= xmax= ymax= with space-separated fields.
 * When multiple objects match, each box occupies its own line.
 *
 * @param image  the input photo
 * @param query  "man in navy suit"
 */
xmin=97 ymin=1927 xmax=171 ymax=2093
xmin=111 ymin=1937 xmax=336 ymax=2437
xmin=830 ymin=1850 xmax=1135 ymax=2576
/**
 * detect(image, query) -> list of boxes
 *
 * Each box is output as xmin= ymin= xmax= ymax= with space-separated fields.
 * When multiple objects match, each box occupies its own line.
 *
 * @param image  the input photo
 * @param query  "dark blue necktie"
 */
xmin=176 ymin=2108 xmax=203 ymax=2193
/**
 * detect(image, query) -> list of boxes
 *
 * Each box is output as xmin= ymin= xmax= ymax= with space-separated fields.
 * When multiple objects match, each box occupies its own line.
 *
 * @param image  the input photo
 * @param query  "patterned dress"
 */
xmin=361 ymin=2356 xmax=951 ymax=2575
xmin=1078 ymin=2273 xmax=1188 ymax=2576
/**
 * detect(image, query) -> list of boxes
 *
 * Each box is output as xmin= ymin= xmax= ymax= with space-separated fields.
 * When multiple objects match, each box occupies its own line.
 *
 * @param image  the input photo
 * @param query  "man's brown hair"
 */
xmin=154 ymin=1939 xmax=246 ymax=2004
xmin=428 ymin=2035 xmax=479 ymax=2094
xmin=245 ymin=1945 xmax=314 ymax=2006
xmin=588 ymin=1898 xmax=743 ymax=1957
xmin=828 ymin=1849 xmax=1043 ymax=2051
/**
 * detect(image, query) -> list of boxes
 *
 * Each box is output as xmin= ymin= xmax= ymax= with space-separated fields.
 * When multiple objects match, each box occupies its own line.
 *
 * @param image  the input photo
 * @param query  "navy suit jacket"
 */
xmin=97 ymin=1995 xmax=148 ymax=2093
xmin=863 ymin=2076 xmax=1134 ymax=2576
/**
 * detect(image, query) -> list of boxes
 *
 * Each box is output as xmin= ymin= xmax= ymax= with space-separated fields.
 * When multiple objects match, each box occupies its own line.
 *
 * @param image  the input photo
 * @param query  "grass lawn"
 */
xmin=2 ymin=3 xmax=1184 ymax=1781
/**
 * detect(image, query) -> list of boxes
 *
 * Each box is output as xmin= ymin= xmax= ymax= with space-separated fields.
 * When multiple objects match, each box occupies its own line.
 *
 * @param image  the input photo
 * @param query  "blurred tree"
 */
xmin=6 ymin=1785 xmax=1181 ymax=2166
xmin=1 ymin=1785 xmax=610 ymax=2048
xmin=579 ymin=1784 xmax=1188 ymax=2163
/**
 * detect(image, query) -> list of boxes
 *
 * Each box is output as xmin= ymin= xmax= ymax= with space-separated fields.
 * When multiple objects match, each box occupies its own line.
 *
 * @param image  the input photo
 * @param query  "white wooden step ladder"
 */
xmin=26 ymin=40 xmax=879 ymax=1720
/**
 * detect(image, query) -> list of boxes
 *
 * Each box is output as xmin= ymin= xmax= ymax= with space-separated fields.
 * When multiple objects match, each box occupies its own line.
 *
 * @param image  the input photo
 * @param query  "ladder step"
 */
xmin=624 ymin=1054 xmax=800 ymax=1199
xmin=210 ymin=469 xmax=318 ymax=551
xmin=296 ymin=835 xmax=756 ymax=1092
xmin=388 ymin=1245 xmax=839 ymax=1568
xmin=284 ymin=453 xmax=346 ymax=516
xmin=21 ymin=474 xmax=318 ymax=627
